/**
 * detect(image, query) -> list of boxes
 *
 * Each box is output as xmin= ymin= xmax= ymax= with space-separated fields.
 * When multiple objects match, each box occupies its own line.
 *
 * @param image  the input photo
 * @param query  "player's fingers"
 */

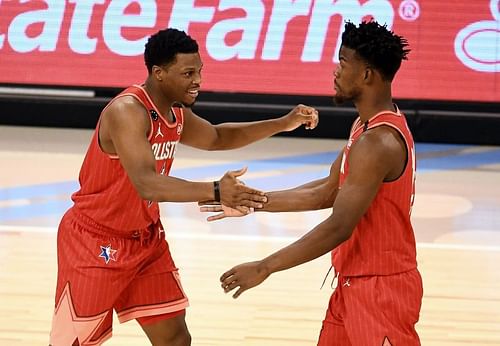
xmin=238 ymin=185 xmax=267 ymax=198
xmin=302 ymin=109 xmax=318 ymax=118
xmin=199 ymin=205 xmax=223 ymax=212
xmin=306 ymin=111 xmax=319 ymax=129
xmin=221 ymin=277 xmax=236 ymax=291
xmin=243 ymin=190 xmax=268 ymax=202
xmin=222 ymin=280 xmax=240 ymax=293
xmin=232 ymin=196 xmax=265 ymax=209
xmin=228 ymin=166 xmax=248 ymax=178
xmin=234 ymin=206 xmax=246 ymax=214
xmin=306 ymin=117 xmax=319 ymax=130
xmin=237 ymin=200 xmax=265 ymax=209
xmin=207 ymin=212 xmax=226 ymax=222
xmin=312 ymin=110 xmax=319 ymax=123
xmin=296 ymin=104 xmax=308 ymax=113
xmin=299 ymin=104 xmax=316 ymax=114
xmin=220 ymin=269 xmax=235 ymax=282
xmin=235 ymin=205 xmax=255 ymax=214
xmin=233 ymin=287 xmax=246 ymax=299
xmin=302 ymin=114 xmax=316 ymax=123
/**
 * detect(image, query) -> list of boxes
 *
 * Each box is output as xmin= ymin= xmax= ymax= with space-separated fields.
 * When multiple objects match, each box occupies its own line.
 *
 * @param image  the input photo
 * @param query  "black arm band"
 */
xmin=213 ymin=181 xmax=221 ymax=202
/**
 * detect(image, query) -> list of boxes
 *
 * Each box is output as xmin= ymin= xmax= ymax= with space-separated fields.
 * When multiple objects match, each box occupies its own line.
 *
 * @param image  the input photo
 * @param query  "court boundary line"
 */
xmin=1 ymin=224 xmax=499 ymax=253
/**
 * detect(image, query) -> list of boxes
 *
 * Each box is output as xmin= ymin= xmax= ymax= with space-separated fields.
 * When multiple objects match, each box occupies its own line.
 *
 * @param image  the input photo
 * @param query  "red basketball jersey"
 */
xmin=332 ymin=107 xmax=417 ymax=276
xmin=71 ymin=85 xmax=184 ymax=231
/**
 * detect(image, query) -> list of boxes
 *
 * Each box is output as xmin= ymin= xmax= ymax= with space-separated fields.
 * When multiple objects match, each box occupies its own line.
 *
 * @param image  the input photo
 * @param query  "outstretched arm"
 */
xmin=180 ymin=104 xmax=318 ymax=150
xmin=220 ymin=126 xmax=407 ymax=298
xmin=200 ymin=150 xmax=343 ymax=220
xmin=262 ymin=150 xmax=343 ymax=212
xmin=99 ymin=97 xmax=266 ymax=209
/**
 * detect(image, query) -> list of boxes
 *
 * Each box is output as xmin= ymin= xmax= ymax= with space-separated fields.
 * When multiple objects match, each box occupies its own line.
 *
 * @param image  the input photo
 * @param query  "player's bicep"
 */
xmin=106 ymin=101 xmax=157 ymax=185
xmin=331 ymin=136 xmax=392 ymax=234
xmin=179 ymin=107 xmax=218 ymax=149
xmin=327 ymin=148 xmax=344 ymax=190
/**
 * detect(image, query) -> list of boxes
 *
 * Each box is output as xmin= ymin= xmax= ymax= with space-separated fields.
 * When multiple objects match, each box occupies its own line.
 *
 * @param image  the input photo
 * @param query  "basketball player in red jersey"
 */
xmin=49 ymin=28 xmax=318 ymax=346
xmin=205 ymin=21 xmax=422 ymax=345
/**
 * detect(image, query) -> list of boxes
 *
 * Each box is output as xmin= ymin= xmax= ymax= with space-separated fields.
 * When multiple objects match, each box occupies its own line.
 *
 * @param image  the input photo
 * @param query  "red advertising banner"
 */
xmin=0 ymin=0 xmax=499 ymax=102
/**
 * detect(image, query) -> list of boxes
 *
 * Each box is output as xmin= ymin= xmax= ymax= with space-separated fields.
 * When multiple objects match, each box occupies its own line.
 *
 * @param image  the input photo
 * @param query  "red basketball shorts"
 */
xmin=49 ymin=209 xmax=189 ymax=346
xmin=317 ymin=269 xmax=423 ymax=346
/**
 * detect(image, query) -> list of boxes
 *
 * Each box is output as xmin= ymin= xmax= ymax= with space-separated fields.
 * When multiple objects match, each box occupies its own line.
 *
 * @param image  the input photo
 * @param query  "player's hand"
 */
xmin=219 ymin=167 xmax=267 ymax=211
xmin=199 ymin=201 xmax=254 ymax=221
xmin=281 ymin=104 xmax=319 ymax=132
xmin=220 ymin=261 xmax=269 ymax=299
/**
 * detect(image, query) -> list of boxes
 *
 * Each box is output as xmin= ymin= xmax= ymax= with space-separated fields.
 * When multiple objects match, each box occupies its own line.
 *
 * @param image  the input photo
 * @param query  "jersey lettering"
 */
xmin=152 ymin=141 xmax=178 ymax=161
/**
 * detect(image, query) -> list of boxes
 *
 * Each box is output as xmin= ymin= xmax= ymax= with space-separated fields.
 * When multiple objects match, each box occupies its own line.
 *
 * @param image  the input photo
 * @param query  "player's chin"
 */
xmin=181 ymin=99 xmax=196 ymax=108
xmin=182 ymin=94 xmax=198 ymax=107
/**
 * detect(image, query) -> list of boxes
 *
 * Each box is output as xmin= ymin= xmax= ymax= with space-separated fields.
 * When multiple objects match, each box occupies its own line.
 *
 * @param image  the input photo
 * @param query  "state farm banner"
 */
xmin=0 ymin=0 xmax=499 ymax=102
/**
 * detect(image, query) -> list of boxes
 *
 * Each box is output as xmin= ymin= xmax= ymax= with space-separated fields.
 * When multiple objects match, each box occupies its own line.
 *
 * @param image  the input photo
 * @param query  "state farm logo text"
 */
xmin=0 ymin=0 xmax=394 ymax=63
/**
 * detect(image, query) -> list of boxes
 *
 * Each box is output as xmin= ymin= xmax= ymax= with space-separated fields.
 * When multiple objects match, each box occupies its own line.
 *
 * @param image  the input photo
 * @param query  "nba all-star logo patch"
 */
xmin=98 ymin=244 xmax=117 ymax=264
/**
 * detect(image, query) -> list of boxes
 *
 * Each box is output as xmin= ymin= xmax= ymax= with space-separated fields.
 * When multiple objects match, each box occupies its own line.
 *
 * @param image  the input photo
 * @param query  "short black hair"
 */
xmin=341 ymin=21 xmax=410 ymax=81
xmin=144 ymin=28 xmax=199 ymax=73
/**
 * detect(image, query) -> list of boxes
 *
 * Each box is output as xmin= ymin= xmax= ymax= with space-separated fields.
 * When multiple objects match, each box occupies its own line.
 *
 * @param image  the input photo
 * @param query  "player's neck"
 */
xmin=355 ymin=87 xmax=394 ymax=122
xmin=143 ymin=79 xmax=175 ymax=115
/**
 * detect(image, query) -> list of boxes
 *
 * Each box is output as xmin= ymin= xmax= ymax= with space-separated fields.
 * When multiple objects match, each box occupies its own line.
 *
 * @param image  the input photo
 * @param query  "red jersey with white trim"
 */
xmin=71 ymin=85 xmax=184 ymax=231
xmin=332 ymin=106 xmax=417 ymax=276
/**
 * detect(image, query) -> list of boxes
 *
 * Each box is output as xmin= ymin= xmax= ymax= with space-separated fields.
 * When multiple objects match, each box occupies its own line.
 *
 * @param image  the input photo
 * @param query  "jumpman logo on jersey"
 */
xmin=155 ymin=123 xmax=164 ymax=138
xmin=98 ymin=244 xmax=117 ymax=264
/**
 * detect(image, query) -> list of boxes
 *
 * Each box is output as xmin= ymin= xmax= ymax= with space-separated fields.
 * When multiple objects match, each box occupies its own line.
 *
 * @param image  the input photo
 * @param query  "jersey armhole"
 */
xmin=172 ymin=106 xmax=184 ymax=125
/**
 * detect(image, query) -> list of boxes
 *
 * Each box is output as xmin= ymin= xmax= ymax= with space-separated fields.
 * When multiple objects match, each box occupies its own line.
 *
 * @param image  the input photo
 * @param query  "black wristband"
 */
xmin=213 ymin=181 xmax=221 ymax=202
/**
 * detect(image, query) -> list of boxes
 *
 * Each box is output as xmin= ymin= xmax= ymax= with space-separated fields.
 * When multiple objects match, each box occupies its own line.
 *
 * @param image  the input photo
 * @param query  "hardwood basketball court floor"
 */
xmin=0 ymin=125 xmax=499 ymax=345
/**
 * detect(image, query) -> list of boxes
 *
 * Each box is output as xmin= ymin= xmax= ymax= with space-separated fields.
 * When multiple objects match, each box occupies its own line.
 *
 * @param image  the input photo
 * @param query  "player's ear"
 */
xmin=152 ymin=65 xmax=164 ymax=82
xmin=364 ymin=66 xmax=373 ymax=82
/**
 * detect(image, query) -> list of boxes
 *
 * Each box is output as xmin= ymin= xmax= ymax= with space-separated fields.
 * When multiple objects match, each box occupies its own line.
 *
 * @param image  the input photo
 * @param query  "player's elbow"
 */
xmin=310 ymin=189 xmax=337 ymax=210
xmin=133 ymin=177 xmax=158 ymax=201
xmin=318 ymin=195 xmax=334 ymax=210
xmin=323 ymin=216 xmax=354 ymax=248
xmin=337 ymin=227 xmax=353 ymax=243
xmin=136 ymin=185 xmax=155 ymax=201
xmin=329 ymin=222 xmax=354 ymax=245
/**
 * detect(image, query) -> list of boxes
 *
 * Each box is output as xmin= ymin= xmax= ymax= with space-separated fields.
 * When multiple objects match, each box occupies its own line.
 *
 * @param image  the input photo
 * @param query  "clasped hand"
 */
xmin=282 ymin=104 xmax=319 ymax=132
xmin=204 ymin=167 xmax=265 ymax=217
xmin=199 ymin=201 xmax=253 ymax=221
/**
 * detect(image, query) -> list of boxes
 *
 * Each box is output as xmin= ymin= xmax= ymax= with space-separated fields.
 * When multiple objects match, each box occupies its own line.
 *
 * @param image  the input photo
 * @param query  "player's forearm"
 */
xmin=211 ymin=117 xmax=287 ymax=150
xmin=136 ymin=175 xmax=214 ymax=203
xmin=260 ymin=216 xmax=349 ymax=275
xmin=262 ymin=178 xmax=334 ymax=212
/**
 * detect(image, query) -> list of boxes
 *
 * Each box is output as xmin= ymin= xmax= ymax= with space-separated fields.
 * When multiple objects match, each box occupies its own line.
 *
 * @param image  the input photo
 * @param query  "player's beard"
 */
xmin=333 ymin=84 xmax=348 ymax=105
xmin=333 ymin=86 xmax=361 ymax=105
xmin=333 ymin=94 xmax=346 ymax=105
